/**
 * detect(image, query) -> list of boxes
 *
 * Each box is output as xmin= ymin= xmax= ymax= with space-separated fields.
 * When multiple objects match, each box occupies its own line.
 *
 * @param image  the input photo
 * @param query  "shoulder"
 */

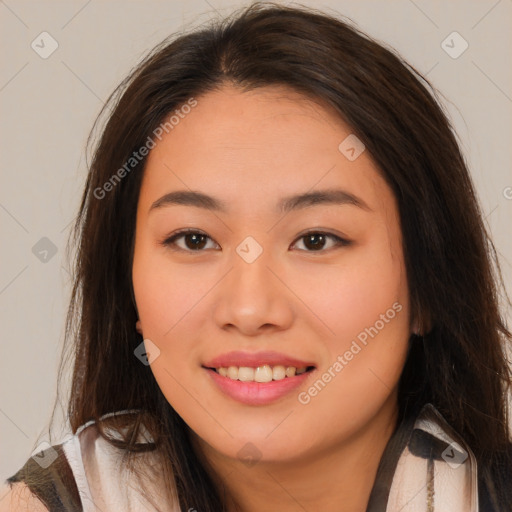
xmin=0 ymin=411 xmax=161 ymax=512
xmin=76 ymin=414 xmax=178 ymax=511
xmin=0 ymin=482 xmax=49 ymax=512
xmin=3 ymin=441 xmax=81 ymax=512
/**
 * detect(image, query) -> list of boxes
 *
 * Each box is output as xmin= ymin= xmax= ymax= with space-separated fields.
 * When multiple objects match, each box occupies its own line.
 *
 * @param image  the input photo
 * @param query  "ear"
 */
xmin=135 ymin=320 xmax=143 ymax=334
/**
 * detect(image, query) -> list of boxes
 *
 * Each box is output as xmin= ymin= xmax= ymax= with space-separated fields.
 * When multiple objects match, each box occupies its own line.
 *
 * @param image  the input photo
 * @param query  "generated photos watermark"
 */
xmin=93 ymin=97 xmax=198 ymax=200
xmin=298 ymin=301 xmax=403 ymax=405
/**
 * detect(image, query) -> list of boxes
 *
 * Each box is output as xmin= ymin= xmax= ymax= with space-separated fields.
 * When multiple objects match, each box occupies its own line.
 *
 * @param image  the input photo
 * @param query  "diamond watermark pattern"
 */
xmin=32 ymin=237 xmax=58 ymax=263
xmin=236 ymin=236 xmax=263 ymax=264
xmin=441 ymin=32 xmax=468 ymax=59
xmin=237 ymin=442 xmax=262 ymax=468
xmin=31 ymin=32 xmax=59 ymax=59
xmin=31 ymin=442 xmax=58 ymax=469
xmin=441 ymin=441 xmax=468 ymax=469
xmin=338 ymin=134 xmax=365 ymax=161
xmin=134 ymin=339 xmax=161 ymax=366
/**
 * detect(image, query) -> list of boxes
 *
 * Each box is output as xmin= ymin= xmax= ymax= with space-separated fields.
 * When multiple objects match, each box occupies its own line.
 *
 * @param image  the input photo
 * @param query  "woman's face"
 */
xmin=132 ymin=84 xmax=412 ymax=464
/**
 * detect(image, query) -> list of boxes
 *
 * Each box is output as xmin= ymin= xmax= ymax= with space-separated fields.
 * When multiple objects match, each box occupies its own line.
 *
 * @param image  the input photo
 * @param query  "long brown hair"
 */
xmin=57 ymin=2 xmax=512 ymax=510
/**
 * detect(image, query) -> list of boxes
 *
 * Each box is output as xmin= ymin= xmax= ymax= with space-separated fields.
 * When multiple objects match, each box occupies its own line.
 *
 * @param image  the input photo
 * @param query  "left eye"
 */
xmin=161 ymin=230 xmax=350 ymax=252
xmin=291 ymin=232 xmax=350 ymax=252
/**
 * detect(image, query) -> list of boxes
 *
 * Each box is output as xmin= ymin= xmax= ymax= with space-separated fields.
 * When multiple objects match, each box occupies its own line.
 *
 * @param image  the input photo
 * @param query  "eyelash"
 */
xmin=160 ymin=228 xmax=351 ymax=253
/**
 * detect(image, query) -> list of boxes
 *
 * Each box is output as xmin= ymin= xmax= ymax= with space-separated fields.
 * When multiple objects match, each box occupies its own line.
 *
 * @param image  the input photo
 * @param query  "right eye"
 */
xmin=160 ymin=229 xmax=220 ymax=252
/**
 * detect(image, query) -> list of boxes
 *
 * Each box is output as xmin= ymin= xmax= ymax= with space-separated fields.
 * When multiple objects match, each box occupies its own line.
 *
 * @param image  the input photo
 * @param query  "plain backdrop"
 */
xmin=1 ymin=0 xmax=511 ymax=486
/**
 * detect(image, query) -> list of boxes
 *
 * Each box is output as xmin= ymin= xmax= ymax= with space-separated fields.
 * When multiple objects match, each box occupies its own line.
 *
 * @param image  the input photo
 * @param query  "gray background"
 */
xmin=1 ymin=0 xmax=511 ymax=488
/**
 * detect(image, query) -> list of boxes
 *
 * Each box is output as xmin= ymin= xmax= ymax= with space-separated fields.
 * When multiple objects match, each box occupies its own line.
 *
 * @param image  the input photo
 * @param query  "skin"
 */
xmin=132 ymin=84 xmax=414 ymax=512
xmin=0 ymin=483 xmax=49 ymax=511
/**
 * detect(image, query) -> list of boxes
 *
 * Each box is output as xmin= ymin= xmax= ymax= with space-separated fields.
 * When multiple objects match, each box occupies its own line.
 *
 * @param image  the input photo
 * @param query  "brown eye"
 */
xmin=303 ymin=233 xmax=327 ymax=250
xmin=181 ymin=233 xmax=208 ymax=250
xmin=292 ymin=232 xmax=350 ymax=252
xmin=161 ymin=229 xmax=350 ymax=253
xmin=162 ymin=230 xmax=219 ymax=252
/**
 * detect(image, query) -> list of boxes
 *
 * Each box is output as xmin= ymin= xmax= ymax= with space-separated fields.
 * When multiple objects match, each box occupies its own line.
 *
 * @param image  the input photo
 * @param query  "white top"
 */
xmin=59 ymin=413 xmax=180 ymax=512
xmin=33 ymin=404 xmax=479 ymax=511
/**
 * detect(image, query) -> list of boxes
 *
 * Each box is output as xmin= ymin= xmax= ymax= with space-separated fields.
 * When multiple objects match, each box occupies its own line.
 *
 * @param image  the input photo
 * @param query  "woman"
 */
xmin=3 ymin=2 xmax=512 ymax=511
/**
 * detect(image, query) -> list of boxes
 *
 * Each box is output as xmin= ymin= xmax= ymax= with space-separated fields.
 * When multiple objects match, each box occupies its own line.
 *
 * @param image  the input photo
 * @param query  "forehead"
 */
xmin=139 ymin=84 xmax=394 ymax=216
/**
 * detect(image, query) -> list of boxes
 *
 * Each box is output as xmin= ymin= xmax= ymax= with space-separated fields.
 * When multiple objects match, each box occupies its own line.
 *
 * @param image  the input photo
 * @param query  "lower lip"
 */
xmin=205 ymin=368 xmax=315 ymax=405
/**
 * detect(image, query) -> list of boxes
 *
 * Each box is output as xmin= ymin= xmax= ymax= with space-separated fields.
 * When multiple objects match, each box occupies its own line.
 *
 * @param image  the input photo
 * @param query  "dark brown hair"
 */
xmin=56 ymin=2 xmax=512 ymax=510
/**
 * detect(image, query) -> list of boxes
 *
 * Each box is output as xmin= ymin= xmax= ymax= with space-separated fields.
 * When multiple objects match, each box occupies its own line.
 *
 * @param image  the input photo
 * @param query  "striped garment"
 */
xmin=6 ymin=404 xmax=506 ymax=511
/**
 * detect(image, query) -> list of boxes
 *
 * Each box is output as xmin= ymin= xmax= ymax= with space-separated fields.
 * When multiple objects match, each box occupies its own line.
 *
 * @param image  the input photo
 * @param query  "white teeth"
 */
xmin=238 ymin=367 xmax=255 ymax=382
xmin=272 ymin=365 xmax=286 ymax=380
xmin=227 ymin=366 xmax=239 ymax=380
xmin=285 ymin=366 xmax=296 ymax=378
xmin=214 ymin=364 xmax=311 ymax=381
xmin=254 ymin=365 xmax=273 ymax=383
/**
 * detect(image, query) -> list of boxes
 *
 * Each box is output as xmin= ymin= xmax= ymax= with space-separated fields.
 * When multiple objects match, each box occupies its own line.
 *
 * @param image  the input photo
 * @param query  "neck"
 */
xmin=192 ymin=396 xmax=400 ymax=512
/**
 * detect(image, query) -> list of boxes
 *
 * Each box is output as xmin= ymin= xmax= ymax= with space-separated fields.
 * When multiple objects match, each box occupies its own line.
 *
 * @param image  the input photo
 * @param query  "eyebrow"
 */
xmin=149 ymin=188 xmax=372 ymax=214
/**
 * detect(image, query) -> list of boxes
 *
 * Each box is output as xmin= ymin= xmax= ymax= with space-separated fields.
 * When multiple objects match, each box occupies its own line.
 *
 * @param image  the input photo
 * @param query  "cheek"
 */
xmin=132 ymin=242 xmax=209 ymax=338
xmin=294 ymin=234 xmax=408 ymax=346
xmin=132 ymin=247 xmax=216 ymax=406
xmin=291 ymin=243 xmax=410 ymax=436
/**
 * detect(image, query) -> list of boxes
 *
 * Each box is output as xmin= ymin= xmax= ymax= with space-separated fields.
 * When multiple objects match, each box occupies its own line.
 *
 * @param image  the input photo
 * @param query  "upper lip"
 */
xmin=203 ymin=350 xmax=316 ymax=369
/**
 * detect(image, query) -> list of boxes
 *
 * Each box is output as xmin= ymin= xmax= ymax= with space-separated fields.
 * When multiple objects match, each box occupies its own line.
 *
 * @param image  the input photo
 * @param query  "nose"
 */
xmin=212 ymin=247 xmax=294 ymax=336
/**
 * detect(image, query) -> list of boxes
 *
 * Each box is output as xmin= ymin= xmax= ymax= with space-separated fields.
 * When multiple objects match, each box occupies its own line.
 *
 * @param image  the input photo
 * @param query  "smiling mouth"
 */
xmin=204 ymin=365 xmax=316 ymax=383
